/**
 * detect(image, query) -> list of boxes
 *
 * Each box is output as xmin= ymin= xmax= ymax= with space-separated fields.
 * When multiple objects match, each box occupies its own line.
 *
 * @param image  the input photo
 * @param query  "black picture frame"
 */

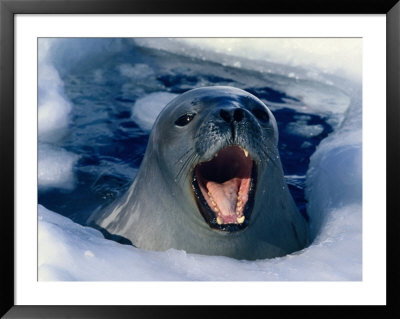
xmin=1 ymin=0 xmax=399 ymax=317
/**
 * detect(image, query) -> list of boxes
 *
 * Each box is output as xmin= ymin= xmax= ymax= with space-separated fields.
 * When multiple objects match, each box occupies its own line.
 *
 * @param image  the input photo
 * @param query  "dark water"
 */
xmin=38 ymin=40 xmax=333 ymax=225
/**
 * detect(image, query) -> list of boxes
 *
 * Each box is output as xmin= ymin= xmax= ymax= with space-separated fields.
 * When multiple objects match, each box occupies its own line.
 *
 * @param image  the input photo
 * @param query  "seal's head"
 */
xmin=152 ymin=86 xmax=280 ymax=232
xmin=90 ymin=86 xmax=309 ymax=259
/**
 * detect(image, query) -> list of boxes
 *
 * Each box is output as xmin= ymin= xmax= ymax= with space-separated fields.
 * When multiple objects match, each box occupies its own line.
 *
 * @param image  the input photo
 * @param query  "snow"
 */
xmin=131 ymin=92 xmax=178 ymax=131
xmin=306 ymin=95 xmax=362 ymax=241
xmin=38 ymin=39 xmax=80 ymax=192
xmin=37 ymin=38 xmax=363 ymax=281
xmin=38 ymin=204 xmax=360 ymax=281
xmin=38 ymin=144 xmax=80 ymax=191
xmin=134 ymin=38 xmax=362 ymax=82
xmin=38 ymin=39 xmax=73 ymax=142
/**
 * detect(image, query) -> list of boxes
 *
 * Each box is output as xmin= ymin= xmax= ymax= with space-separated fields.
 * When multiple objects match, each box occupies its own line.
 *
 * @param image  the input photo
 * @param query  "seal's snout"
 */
xmin=219 ymin=108 xmax=244 ymax=123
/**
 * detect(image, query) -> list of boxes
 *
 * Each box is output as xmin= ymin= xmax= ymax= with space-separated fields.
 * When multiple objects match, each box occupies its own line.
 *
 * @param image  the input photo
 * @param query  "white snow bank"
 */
xmin=38 ymin=39 xmax=80 ymax=192
xmin=306 ymin=94 xmax=362 ymax=241
xmin=38 ymin=144 xmax=80 ymax=191
xmin=38 ymin=39 xmax=72 ymax=142
xmin=134 ymin=38 xmax=362 ymax=83
xmin=38 ymin=204 xmax=361 ymax=281
xmin=131 ymin=92 xmax=178 ymax=131
xmin=134 ymin=38 xmax=355 ymax=121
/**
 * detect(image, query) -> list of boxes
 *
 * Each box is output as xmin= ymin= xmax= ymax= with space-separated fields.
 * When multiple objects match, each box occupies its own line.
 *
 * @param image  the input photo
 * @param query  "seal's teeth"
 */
xmin=217 ymin=217 xmax=223 ymax=225
xmin=243 ymin=149 xmax=249 ymax=157
xmin=237 ymin=201 xmax=242 ymax=208
xmin=211 ymin=200 xmax=216 ymax=207
xmin=237 ymin=216 xmax=245 ymax=224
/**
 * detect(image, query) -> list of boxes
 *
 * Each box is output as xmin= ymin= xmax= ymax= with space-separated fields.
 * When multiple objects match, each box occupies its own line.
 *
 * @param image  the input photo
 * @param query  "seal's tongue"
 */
xmin=195 ymin=145 xmax=252 ymax=225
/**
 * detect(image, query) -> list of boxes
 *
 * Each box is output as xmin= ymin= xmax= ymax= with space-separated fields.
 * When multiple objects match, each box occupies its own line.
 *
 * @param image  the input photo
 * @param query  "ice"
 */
xmin=283 ymin=80 xmax=352 ymax=116
xmin=134 ymin=38 xmax=362 ymax=82
xmin=134 ymin=38 xmax=355 ymax=119
xmin=306 ymin=96 xmax=362 ymax=241
xmin=38 ymin=144 xmax=80 ymax=191
xmin=38 ymin=204 xmax=360 ymax=281
xmin=286 ymin=122 xmax=324 ymax=138
xmin=38 ymin=39 xmax=80 ymax=192
xmin=38 ymin=39 xmax=72 ymax=142
xmin=131 ymin=92 xmax=178 ymax=131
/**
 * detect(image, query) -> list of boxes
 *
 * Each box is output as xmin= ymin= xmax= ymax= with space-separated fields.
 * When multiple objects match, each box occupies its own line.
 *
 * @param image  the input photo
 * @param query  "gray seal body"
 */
xmin=88 ymin=86 xmax=309 ymax=260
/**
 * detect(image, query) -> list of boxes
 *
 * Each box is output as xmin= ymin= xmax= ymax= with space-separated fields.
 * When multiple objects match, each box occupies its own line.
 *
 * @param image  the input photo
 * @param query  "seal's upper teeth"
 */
xmin=217 ymin=217 xmax=223 ymax=225
xmin=237 ymin=216 xmax=245 ymax=224
xmin=243 ymin=149 xmax=248 ymax=157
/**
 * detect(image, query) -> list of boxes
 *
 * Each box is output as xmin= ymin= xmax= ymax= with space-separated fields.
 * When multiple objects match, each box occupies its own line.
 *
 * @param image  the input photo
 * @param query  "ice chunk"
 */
xmin=38 ymin=39 xmax=72 ymax=142
xmin=131 ymin=92 xmax=178 ymax=131
xmin=38 ymin=144 xmax=80 ymax=191
xmin=287 ymin=122 xmax=324 ymax=137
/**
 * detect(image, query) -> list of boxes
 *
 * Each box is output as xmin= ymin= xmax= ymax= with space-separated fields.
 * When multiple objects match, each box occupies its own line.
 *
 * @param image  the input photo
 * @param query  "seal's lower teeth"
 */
xmin=237 ymin=216 xmax=245 ymax=224
xmin=217 ymin=217 xmax=223 ymax=225
xmin=244 ymin=149 xmax=248 ymax=157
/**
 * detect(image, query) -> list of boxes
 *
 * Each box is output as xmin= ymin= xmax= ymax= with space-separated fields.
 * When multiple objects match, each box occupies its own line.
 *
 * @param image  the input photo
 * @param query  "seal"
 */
xmin=88 ymin=86 xmax=309 ymax=260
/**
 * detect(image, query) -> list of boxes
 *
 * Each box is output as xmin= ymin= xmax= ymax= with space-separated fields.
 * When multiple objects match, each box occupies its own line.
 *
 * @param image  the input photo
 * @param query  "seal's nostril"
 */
xmin=233 ymin=108 xmax=244 ymax=122
xmin=220 ymin=109 xmax=231 ymax=123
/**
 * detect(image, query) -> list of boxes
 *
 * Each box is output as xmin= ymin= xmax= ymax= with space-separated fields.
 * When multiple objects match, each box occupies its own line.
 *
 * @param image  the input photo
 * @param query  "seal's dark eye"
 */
xmin=175 ymin=113 xmax=196 ymax=126
xmin=252 ymin=109 xmax=269 ymax=123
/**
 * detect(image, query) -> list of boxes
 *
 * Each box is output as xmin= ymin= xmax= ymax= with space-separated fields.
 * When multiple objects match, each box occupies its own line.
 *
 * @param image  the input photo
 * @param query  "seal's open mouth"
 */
xmin=192 ymin=145 xmax=257 ymax=232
